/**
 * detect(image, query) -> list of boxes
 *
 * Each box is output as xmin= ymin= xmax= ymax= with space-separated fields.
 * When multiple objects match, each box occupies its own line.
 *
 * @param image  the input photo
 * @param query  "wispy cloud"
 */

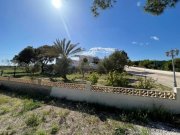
xmin=137 ymin=1 xmax=141 ymax=7
xmin=131 ymin=41 xmax=149 ymax=46
xmin=150 ymin=36 xmax=160 ymax=41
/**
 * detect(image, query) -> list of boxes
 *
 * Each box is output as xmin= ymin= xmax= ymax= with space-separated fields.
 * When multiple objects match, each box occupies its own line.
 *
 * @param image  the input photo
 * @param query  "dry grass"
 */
xmin=0 ymin=91 xmax=152 ymax=135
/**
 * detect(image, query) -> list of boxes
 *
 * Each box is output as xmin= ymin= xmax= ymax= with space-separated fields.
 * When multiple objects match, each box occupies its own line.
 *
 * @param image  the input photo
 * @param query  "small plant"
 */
xmin=107 ymin=71 xmax=129 ymax=87
xmin=21 ymin=99 xmax=41 ymax=113
xmin=51 ymin=123 xmax=59 ymax=134
xmin=0 ymin=97 xmax=9 ymax=105
xmin=88 ymin=72 xmax=99 ymax=85
xmin=136 ymin=77 xmax=155 ymax=89
xmin=25 ymin=113 xmax=40 ymax=127
xmin=0 ymin=106 xmax=10 ymax=115
xmin=140 ymin=128 xmax=149 ymax=135
xmin=113 ymin=127 xmax=128 ymax=135
xmin=35 ymin=129 xmax=47 ymax=135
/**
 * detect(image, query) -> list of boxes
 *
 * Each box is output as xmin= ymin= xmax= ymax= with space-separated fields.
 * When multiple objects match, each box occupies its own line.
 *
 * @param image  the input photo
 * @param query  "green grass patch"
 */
xmin=20 ymin=99 xmax=42 ymax=114
xmin=25 ymin=113 xmax=41 ymax=127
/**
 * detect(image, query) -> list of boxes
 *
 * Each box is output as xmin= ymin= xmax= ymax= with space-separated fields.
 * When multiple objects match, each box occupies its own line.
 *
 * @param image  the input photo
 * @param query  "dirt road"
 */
xmin=126 ymin=67 xmax=180 ymax=88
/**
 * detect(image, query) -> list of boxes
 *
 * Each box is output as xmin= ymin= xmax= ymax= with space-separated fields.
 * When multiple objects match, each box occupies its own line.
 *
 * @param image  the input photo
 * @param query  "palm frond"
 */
xmin=54 ymin=38 xmax=83 ymax=58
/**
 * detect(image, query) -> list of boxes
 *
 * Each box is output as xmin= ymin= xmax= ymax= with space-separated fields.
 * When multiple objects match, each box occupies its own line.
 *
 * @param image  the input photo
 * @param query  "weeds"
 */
xmin=113 ymin=127 xmax=128 ymax=135
xmin=0 ymin=106 xmax=10 ymax=115
xmin=107 ymin=71 xmax=129 ymax=87
xmin=25 ymin=113 xmax=40 ymax=127
xmin=35 ymin=129 xmax=47 ymax=135
xmin=51 ymin=123 xmax=59 ymax=134
xmin=140 ymin=128 xmax=150 ymax=135
xmin=0 ymin=97 xmax=9 ymax=105
xmin=88 ymin=72 xmax=99 ymax=85
xmin=20 ymin=99 xmax=42 ymax=113
xmin=136 ymin=77 xmax=155 ymax=89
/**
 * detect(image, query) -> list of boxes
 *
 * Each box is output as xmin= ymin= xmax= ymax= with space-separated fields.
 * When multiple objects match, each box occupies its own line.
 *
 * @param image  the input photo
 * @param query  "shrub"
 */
xmin=25 ymin=113 xmax=40 ymax=127
xmin=136 ymin=77 xmax=155 ymax=89
xmin=102 ymin=51 xmax=129 ymax=73
xmin=107 ymin=71 xmax=129 ymax=87
xmin=51 ymin=123 xmax=59 ymax=134
xmin=88 ymin=72 xmax=99 ymax=85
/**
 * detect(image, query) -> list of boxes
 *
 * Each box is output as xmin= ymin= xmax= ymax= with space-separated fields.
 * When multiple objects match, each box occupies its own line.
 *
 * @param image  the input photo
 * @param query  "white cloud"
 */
xmin=80 ymin=47 xmax=116 ymax=57
xmin=132 ymin=41 xmax=137 ymax=45
xmin=150 ymin=36 xmax=160 ymax=41
xmin=137 ymin=1 xmax=141 ymax=7
xmin=89 ymin=47 xmax=116 ymax=53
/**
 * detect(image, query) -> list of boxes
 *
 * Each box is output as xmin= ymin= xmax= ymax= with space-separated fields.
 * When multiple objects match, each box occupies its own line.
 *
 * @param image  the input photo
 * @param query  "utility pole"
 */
xmin=166 ymin=49 xmax=179 ymax=87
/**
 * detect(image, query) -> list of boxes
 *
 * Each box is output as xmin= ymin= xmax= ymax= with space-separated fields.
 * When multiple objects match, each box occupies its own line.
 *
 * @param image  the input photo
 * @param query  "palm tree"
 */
xmin=54 ymin=38 xmax=83 ymax=81
xmin=54 ymin=38 xmax=82 ymax=58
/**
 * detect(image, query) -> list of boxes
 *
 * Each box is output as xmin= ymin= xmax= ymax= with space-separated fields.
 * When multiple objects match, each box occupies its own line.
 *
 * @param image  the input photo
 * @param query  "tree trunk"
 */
xmin=41 ymin=64 xmax=45 ymax=73
xmin=62 ymin=74 xmax=68 ymax=82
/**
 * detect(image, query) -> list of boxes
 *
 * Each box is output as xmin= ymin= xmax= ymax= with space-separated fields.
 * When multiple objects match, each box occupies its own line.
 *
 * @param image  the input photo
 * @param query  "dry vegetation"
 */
xmin=0 ymin=90 xmax=151 ymax=135
xmin=1 ymin=89 xmax=180 ymax=135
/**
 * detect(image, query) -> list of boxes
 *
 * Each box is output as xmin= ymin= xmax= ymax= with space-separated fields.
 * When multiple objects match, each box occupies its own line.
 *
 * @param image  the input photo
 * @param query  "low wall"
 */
xmin=0 ymin=77 xmax=180 ymax=114
xmin=0 ymin=80 xmax=51 ymax=97
xmin=51 ymin=85 xmax=180 ymax=114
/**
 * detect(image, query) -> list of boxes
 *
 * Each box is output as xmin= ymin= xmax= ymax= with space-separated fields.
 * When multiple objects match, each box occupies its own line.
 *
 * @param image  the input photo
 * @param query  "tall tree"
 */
xmin=12 ymin=46 xmax=37 ymax=66
xmin=36 ymin=45 xmax=59 ymax=73
xmin=91 ymin=0 xmax=179 ymax=16
xmin=12 ymin=46 xmax=37 ymax=74
xmin=54 ymin=39 xmax=83 ymax=81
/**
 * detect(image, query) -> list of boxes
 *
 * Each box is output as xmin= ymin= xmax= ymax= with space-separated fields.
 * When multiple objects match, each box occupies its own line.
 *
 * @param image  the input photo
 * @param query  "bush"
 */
xmin=25 ymin=113 xmax=40 ymax=127
xmin=107 ymin=71 xmax=129 ymax=87
xmin=136 ymin=77 xmax=155 ymax=89
xmin=51 ymin=123 xmax=59 ymax=134
xmin=88 ymin=72 xmax=99 ymax=85
xmin=102 ymin=51 xmax=129 ymax=73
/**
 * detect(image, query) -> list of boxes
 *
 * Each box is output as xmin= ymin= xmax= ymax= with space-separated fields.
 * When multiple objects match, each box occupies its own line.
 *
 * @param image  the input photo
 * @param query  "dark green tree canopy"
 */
xmin=36 ymin=45 xmax=59 ymax=73
xmin=12 ymin=46 xmax=37 ymax=65
xmin=144 ymin=0 xmax=179 ymax=15
xmin=102 ymin=50 xmax=129 ymax=73
xmin=36 ymin=45 xmax=59 ymax=64
xmin=92 ymin=0 xmax=179 ymax=16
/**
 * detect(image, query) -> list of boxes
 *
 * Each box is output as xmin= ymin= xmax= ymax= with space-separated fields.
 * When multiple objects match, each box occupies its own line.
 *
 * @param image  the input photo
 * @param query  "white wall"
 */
xmin=51 ymin=86 xmax=180 ymax=114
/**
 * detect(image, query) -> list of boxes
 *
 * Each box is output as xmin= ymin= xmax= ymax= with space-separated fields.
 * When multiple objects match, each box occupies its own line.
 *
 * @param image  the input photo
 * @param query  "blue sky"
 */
xmin=0 ymin=0 xmax=180 ymax=65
